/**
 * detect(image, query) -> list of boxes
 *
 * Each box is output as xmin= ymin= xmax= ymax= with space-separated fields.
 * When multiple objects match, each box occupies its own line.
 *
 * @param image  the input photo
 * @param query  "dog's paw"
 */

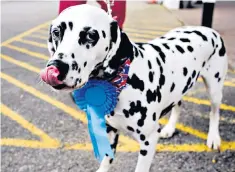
xmin=96 ymin=167 xmax=109 ymax=172
xmin=207 ymin=132 xmax=221 ymax=150
xmin=159 ymin=125 xmax=175 ymax=139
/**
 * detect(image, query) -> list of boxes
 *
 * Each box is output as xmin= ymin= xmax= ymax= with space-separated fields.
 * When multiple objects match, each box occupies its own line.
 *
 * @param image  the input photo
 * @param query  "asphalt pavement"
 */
xmin=1 ymin=1 xmax=235 ymax=172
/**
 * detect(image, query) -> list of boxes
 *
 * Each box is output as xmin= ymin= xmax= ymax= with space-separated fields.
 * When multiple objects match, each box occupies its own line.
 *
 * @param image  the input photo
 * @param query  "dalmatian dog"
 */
xmin=40 ymin=4 xmax=228 ymax=172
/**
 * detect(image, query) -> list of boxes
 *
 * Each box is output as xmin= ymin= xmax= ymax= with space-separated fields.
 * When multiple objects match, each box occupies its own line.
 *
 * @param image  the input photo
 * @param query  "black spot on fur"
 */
xmin=134 ymin=46 xmax=139 ymax=57
xmin=136 ymin=43 xmax=145 ymax=50
xmin=178 ymin=101 xmax=182 ymax=106
xmin=72 ymin=61 xmax=78 ymax=70
xmin=184 ymin=30 xmax=208 ymax=41
xmin=176 ymin=45 xmax=185 ymax=54
xmin=140 ymin=134 xmax=145 ymax=141
xmin=110 ymin=21 xmax=118 ymax=43
xmin=127 ymin=74 xmax=144 ymax=91
xmin=110 ymin=134 xmax=119 ymax=150
xmin=160 ymin=102 xmax=175 ymax=118
xmin=162 ymin=43 xmax=170 ymax=49
xmin=202 ymin=61 xmax=206 ymax=67
xmin=68 ymin=21 xmax=73 ymax=31
xmin=219 ymin=37 xmax=226 ymax=56
xmin=51 ymin=47 xmax=55 ymax=54
xmin=183 ymin=67 xmax=188 ymax=76
xmin=170 ymin=83 xmax=175 ymax=92
xmin=187 ymin=46 xmax=194 ymax=52
xmin=59 ymin=21 xmax=67 ymax=42
xmin=157 ymin=128 xmax=161 ymax=133
xmin=102 ymin=30 xmax=106 ymax=38
xmin=156 ymin=58 xmax=163 ymax=73
xmin=71 ymin=53 xmax=75 ymax=59
xmin=156 ymin=86 xmax=162 ymax=103
xmin=153 ymin=112 xmax=156 ymax=121
xmin=149 ymin=72 xmax=154 ymax=83
xmin=140 ymin=150 xmax=147 ymax=156
xmin=139 ymin=50 xmax=144 ymax=58
xmin=208 ymin=48 xmax=216 ymax=60
xmin=123 ymin=109 xmax=129 ymax=118
xmin=128 ymin=101 xmax=147 ymax=127
xmin=58 ymin=53 xmax=63 ymax=59
xmin=110 ymin=111 xmax=115 ymax=116
xmin=84 ymin=61 xmax=87 ymax=67
xmin=136 ymin=129 xmax=140 ymax=134
xmin=168 ymin=37 xmax=176 ymax=40
xmin=192 ymin=70 xmax=196 ymax=78
xmin=86 ymin=44 xmax=90 ymax=49
xmin=159 ymin=74 xmax=165 ymax=89
xmin=215 ymin=72 xmax=219 ymax=78
xmin=146 ymin=89 xmax=157 ymax=104
xmin=149 ymin=44 xmax=166 ymax=63
xmin=127 ymin=126 xmax=135 ymax=132
xmin=106 ymin=124 xmax=118 ymax=133
xmin=182 ymin=77 xmax=192 ymax=94
xmin=148 ymin=60 xmax=152 ymax=69
xmin=105 ymin=47 xmax=108 ymax=51
xmin=211 ymin=38 xmax=215 ymax=47
xmin=78 ymin=27 xmax=100 ymax=47
xmin=212 ymin=32 xmax=218 ymax=38
xmin=145 ymin=141 xmax=149 ymax=146
xmin=180 ymin=38 xmax=190 ymax=42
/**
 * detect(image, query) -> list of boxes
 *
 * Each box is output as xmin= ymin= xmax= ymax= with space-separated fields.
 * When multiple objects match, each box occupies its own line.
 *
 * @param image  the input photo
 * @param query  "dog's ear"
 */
xmin=110 ymin=21 xmax=118 ymax=43
xmin=47 ymin=24 xmax=55 ymax=57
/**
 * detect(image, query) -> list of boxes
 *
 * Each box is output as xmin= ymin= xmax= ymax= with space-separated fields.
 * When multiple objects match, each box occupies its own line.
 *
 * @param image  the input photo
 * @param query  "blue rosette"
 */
xmin=72 ymin=79 xmax=118 ymax=162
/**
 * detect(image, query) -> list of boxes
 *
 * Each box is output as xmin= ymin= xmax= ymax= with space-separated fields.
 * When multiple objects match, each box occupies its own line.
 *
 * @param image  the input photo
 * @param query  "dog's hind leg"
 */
xmin=96 ymin=124 xmax=119 ymax=172
xmin=201 ymin=36 xmax=228 ymax=149
xmin=160 ymin=102 xmax=181 ymax=138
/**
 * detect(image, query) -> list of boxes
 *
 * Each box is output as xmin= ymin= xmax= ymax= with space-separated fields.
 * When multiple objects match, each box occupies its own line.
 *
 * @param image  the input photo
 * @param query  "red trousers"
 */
xmin=59 ymin=0 xmax=126 ymax=29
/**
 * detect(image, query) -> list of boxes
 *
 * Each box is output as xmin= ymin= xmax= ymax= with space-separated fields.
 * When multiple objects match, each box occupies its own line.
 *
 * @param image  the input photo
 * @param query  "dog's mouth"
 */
xmin=40 ymin=66 xmax=86 ymax=91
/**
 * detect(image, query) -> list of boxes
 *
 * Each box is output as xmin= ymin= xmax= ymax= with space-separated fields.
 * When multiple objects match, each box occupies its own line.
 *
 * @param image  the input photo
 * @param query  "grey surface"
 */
xmin=1 ymin=1 xmax=235 ymax=172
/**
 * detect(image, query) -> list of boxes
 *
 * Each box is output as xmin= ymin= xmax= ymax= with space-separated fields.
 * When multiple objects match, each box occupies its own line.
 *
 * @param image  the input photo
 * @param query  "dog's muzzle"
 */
xmin=40 ymin=66 xmax=63 ymax=86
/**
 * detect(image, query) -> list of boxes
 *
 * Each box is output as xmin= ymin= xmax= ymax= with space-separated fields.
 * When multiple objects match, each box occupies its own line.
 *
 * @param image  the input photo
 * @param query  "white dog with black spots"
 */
xmin=40 ymin=4 xmax=228 ymax=172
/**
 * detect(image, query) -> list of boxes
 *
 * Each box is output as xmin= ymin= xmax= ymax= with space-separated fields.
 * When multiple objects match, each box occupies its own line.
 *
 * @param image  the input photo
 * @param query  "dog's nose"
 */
xmin=40 ymin=60 xmax=69 ymax=86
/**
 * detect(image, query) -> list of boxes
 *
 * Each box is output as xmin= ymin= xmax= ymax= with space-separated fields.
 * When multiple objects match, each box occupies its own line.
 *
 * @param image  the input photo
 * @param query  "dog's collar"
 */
xmin=110 ymin=58 xmax=131 ymax=93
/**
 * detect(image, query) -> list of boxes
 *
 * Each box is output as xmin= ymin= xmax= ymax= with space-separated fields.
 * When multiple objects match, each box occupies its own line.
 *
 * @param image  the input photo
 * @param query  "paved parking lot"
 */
xmin=1 ymin=1 xmax=235 ymax=172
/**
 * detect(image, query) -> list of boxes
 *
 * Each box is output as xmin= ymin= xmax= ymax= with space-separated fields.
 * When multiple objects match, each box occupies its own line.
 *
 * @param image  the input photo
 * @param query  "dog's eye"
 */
xmin=52 ymin=30 xmax=60 ymax=39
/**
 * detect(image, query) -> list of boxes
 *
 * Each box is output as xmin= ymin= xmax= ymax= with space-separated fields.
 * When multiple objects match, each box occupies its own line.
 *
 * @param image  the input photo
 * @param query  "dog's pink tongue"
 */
xmin=40 ymin=66 xmax=63 ymax=86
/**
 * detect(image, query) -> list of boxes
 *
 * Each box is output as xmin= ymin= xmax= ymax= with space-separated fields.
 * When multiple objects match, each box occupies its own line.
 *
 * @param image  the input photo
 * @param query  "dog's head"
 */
xmin=40 ymin=4 xmax=123 ymax=91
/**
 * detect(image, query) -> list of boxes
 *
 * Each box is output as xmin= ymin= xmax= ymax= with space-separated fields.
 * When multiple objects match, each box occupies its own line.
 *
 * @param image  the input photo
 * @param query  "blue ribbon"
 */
xmin=72 ymin=80 xmax=118 ymax=162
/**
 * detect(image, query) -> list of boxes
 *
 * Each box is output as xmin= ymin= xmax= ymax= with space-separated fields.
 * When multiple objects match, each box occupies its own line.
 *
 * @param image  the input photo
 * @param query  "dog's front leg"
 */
xmin=96 ymin=124 xmax=119 ymax=172
xmin=134 ymin=131 xmax=159 ymax=172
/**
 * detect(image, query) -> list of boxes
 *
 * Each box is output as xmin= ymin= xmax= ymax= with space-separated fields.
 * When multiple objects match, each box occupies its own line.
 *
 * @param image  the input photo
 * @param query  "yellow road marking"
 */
xmin=28 ymin=34 xmax=48 ymax=40
xmin=183 ymin=96 xmax=235 ymax=112
xmin=17 ymin=39 xmax=48 ymax=48
xmin=35 ymin=29 xmax=48 ymax=35
xmin=159 ymin=118 xmax=208 ymax=140
xmin=194 ymin=111 xmax=235 ymax=124
xmin=0 ymin=139 xmax=59 ymax=149
xmin=186 ymin=87 xmax=206 ymax=96
xmin=1 ymin=54 xmax=41 ymax=73
xmin=64 ymin=142 xmax=235 ymax=152
xmin=0 ymin=72 xmax=134 ymax=146
xmin=1 ymin=21 xmax=50 ymax=46
xmin=1 ymin=104 xmax=59 ymax=148
xmin=3 ymin=44 xmax=48 ymax=60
